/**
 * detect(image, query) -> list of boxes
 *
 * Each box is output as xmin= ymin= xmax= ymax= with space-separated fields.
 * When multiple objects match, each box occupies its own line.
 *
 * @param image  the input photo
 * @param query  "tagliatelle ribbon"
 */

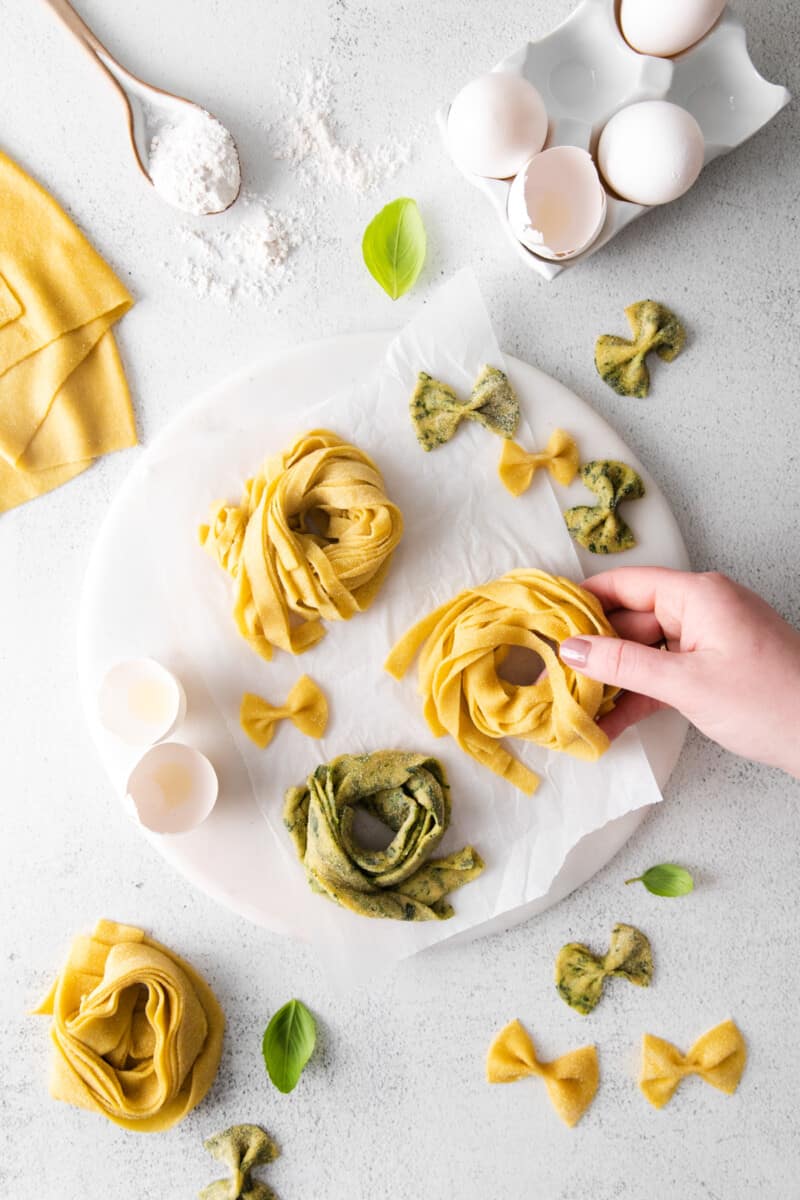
xmin=487 ymin=1019 xmax=599 ymax=1128
xmin=409 ymin=365 xmax=520 ymax=451
xmin=33 ymin=919 xmax=224 ymax=1132
xmin=498 ymin=429 xmax=579 ymax=496
xmin=564 ymin=459 xmax=645 ymax=554
xmin=640 ymin=1020 xmax=746 ymax=1109
xmin=240 ymin=676 xmax=328 ymax=749
xmin=200 ymin=1124 xmax=279 ymax=1200
xmin=385 ymin=568 xmax=620 ymax=795
xmin=284 ymin=750 xmax=484 ymax=921
xmin=199 ymin=429 xmax=403 ymax=660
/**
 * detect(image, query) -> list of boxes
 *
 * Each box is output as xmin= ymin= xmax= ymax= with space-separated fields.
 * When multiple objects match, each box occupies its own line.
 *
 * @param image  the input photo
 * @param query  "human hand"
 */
xmin=559 ymin=568 xmax=800 ymax=777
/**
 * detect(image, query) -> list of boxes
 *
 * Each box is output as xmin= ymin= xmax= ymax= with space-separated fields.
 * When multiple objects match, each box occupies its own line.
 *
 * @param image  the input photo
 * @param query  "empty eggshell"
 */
xmin=448 ymin=72 xmax=548 ymax=179
xmin=507 ymin=146 xmax=607 ymax=260
xmin=620 ymin=0 xmax=726 ymax=58
xmin=597 ymin=100 xmax=704 ymax=205
xmin=125 ymin=742 xmax=218 ymax=835
xmin=98 ymin=657 xmax=186 ymax=746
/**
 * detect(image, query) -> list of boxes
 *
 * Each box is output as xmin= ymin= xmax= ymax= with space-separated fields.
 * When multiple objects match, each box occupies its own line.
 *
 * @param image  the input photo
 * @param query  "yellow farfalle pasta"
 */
xmin=487 ymin=1019 xmax=599 ymax=1128
xmin=240 ymin=676 xmax=328 ymax=749
xmin=33 ymin=919 xmax=224 ymax=1132
xmin=200 ymin=429 xmax=403 ymax=660
xmin=385 ymin=568 xmax=620 ymax=794
xmin=498 ymin=429 xmax=580 ymax=496
xmin=640 ymin=1020 xmax=746 ymax=1109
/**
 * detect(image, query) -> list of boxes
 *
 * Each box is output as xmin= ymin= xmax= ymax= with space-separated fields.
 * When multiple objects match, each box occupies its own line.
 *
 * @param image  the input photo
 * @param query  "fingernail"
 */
xmin=559 ymin=638 xmax=590 ymax=668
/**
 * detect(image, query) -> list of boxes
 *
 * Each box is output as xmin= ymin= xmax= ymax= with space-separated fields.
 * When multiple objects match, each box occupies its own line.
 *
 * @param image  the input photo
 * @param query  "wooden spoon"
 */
xmin=40 ymin=0 xmax=241 ymax=214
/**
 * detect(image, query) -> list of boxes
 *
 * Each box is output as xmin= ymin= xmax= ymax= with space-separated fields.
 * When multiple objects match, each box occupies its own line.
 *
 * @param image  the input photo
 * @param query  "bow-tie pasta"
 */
xmin=486 ymin=1019 xmax=599 ymax=1128
xmin=556 ymin=923 xmax=653 ymax=1014
xmin=595 ymin=300 xmax=686 ymax=398
xmin=640 ymin=1020 xmax=747 ymax=1109
xmin=284 ymin=751 xmax=484 ymax=920
xmin=200 ymin=1123 xmax=280 ymax=1200
xmin=564 ymin=459 xmax=645 ymax=554
xmin=409 ymin=364 xmax=520 ymax=451
xmin=498 ymin=428 xmax=580 ymax=496
xmin=240 ymin=676 xmax=328 ymax=749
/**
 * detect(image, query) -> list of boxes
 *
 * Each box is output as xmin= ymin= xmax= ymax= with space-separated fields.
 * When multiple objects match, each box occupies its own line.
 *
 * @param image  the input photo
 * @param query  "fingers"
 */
xmin=582 ymin=566 xmax=688 ymax=611
xmin=582 ymin=566 xmax=691 ymax=640
xmin=560 ymin=634 xmax=689 ymax=708
xmin=598 ymin=692 xmax=666 ymax=741
xmin=605 ymin=609 xmax=663 ymax=644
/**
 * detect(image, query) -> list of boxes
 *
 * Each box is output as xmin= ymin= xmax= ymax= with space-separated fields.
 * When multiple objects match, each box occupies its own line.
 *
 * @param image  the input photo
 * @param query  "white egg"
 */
xmin=98 ymin=657 xmax=186 ymax=746
xmin=448 ymin=73 xmax=548 ymax=179
xmin=125 ymin=742 xmax=218 ymax=835
xmin=508 ymin=147 xmax=607 ymax=260
xmin=597 ymin=101 xmax=705 ymax=206
xmin=620 ymin=0 xmax=726 ymax=58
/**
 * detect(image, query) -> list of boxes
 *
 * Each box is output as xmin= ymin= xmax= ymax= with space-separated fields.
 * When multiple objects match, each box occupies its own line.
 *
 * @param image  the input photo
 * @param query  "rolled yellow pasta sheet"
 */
xmin=200 ymin=429 xmax=403 ymax=659
xmin=385 ymin=569 xmax=620 ymax=794
xmin=33 ymin=919 xmax=224 ymax=1132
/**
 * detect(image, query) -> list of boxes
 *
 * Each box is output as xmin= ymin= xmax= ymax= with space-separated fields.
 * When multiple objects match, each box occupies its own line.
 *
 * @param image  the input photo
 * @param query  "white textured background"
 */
xmin=1 ymin=1 xmax=799 ymax=1197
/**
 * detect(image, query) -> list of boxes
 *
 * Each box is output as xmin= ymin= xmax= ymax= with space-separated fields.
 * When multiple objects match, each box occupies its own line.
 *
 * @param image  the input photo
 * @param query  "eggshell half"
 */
xmin=620 ymin=0 xmax=726 ymax=58
xmin=126 ymin=742 xmax=218 ymax=835
xmin=448 ymin=73 xmax=548 ymax=179
xmin=597 ymin=100 xmax=704 ymax=206
xmin=507 ymin=146 xmax=607 ymax=260
xmin=98 ymin=658 xmax=186 ymax=747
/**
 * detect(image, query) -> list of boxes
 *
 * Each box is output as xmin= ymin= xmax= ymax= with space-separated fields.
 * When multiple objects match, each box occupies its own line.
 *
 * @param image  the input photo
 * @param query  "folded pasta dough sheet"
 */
xmin=113 ymin=269 xmax=665 ymax=984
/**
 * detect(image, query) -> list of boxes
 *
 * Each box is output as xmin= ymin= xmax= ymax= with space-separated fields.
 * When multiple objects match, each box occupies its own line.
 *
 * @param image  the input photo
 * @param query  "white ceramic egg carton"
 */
xmin=440 ymin=0 xmax=790 ymax=279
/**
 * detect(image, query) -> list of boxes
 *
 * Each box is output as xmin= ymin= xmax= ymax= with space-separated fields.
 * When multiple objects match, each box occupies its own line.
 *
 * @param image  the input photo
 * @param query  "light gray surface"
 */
xmin=1 ymin=1 xmax=799 ymax=1197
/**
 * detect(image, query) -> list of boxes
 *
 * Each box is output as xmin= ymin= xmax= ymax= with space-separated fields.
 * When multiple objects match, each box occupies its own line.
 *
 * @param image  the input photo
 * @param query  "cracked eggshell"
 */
xmin=597 ymin=100 xmax=704 ymax=205
xmin=98 ymin=657 xmax=186 ymax=747
xmin=620 ymin=0 xmax=727 ymax=58
xmin=447 ymin=72 xmax=548 ymax=179
xmin=507 ymin=146 xmax=607 ymax=260
xmin=125 ymin=742 xmax=218 ymax=835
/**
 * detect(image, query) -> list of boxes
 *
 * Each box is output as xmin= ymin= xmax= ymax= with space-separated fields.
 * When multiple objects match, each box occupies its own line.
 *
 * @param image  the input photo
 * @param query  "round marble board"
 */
xmin=77 ymin=333 xmax=689 ymax=941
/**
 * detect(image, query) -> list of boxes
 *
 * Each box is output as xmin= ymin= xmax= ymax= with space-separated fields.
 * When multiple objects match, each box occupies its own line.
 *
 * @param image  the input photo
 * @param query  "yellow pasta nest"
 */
xmin=385 ymin=568 xmax=620 ymax=794
xmin=200 ymin=429 xmax=403 ymax=659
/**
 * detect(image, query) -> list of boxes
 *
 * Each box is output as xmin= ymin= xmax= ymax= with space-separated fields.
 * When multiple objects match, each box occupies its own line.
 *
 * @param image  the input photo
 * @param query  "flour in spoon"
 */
xmin=149 ymin=110 xmax=240 ymax=216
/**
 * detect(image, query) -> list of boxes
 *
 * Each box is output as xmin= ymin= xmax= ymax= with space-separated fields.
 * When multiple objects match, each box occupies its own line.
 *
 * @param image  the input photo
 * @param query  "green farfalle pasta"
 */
xmin=199 ymin=1124 xmax=279 ymax=1200
xmin=555 ymin=923 xmax=653 ymax=1015
xmin=564 ymin=459 xmax=645 ymax=553
xmin=595 ymin=300 xmax=686 ymax=398
xmin=409 ymin=364 xmax=519 ymax=451
xmin=284 ymin=751 xmax=484 ymax=921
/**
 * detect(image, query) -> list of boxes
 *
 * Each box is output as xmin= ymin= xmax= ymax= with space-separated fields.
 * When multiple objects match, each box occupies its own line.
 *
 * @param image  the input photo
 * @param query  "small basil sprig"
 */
xmin=262 ymin=999 xmax=317 ymax=1094
xmin=625 ymin=864 xmax=694 ymax=897
xmin=362 ymin=197 xmax=426 ymax=300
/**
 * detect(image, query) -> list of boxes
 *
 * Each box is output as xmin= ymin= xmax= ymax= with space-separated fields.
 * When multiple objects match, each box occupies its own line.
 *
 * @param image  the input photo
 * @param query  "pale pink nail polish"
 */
xmin=560 ymin=637 xmax=590 ymax=667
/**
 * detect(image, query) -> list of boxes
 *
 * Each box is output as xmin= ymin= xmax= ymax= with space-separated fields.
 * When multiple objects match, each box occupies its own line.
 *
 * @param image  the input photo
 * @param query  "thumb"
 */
xmin=559 ymin=636 xmax=688 ymax=708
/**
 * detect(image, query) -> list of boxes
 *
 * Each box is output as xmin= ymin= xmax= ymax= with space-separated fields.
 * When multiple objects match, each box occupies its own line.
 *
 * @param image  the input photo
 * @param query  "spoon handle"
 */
xmin=39 ymin=0 xmax=117 ymax=62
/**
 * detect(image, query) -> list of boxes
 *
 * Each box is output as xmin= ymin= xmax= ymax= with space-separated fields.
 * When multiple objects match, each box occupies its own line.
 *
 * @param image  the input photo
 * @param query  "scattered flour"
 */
xmin=171 ymin=192 xmax=303 ymax=306
xmin=165 ymin=65 xmax=412 ymax=305
xmin=149 ymin=109 xmax=241 ymax=216
xmin=271 ymin=64 xmax=412 ymax=193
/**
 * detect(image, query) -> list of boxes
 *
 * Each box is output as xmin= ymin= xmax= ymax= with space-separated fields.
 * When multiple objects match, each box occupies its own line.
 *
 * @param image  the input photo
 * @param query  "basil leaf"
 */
xmin=625 ymin=864 xmax=694 ymax=897
xmin=362 ymin=197 xmax=426 ymax=300
xmin=261 ymin=999 xmax=317 ymax=1094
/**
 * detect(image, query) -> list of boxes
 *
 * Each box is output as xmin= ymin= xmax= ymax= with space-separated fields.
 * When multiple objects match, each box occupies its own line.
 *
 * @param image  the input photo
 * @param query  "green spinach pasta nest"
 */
xmin=283 ymin=751 xmax=484 ymax=921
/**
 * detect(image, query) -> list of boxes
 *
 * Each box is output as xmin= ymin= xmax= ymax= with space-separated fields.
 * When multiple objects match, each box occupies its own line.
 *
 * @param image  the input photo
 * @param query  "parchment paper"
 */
xmin=99 ymin=269 xmax=664 ymax=982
